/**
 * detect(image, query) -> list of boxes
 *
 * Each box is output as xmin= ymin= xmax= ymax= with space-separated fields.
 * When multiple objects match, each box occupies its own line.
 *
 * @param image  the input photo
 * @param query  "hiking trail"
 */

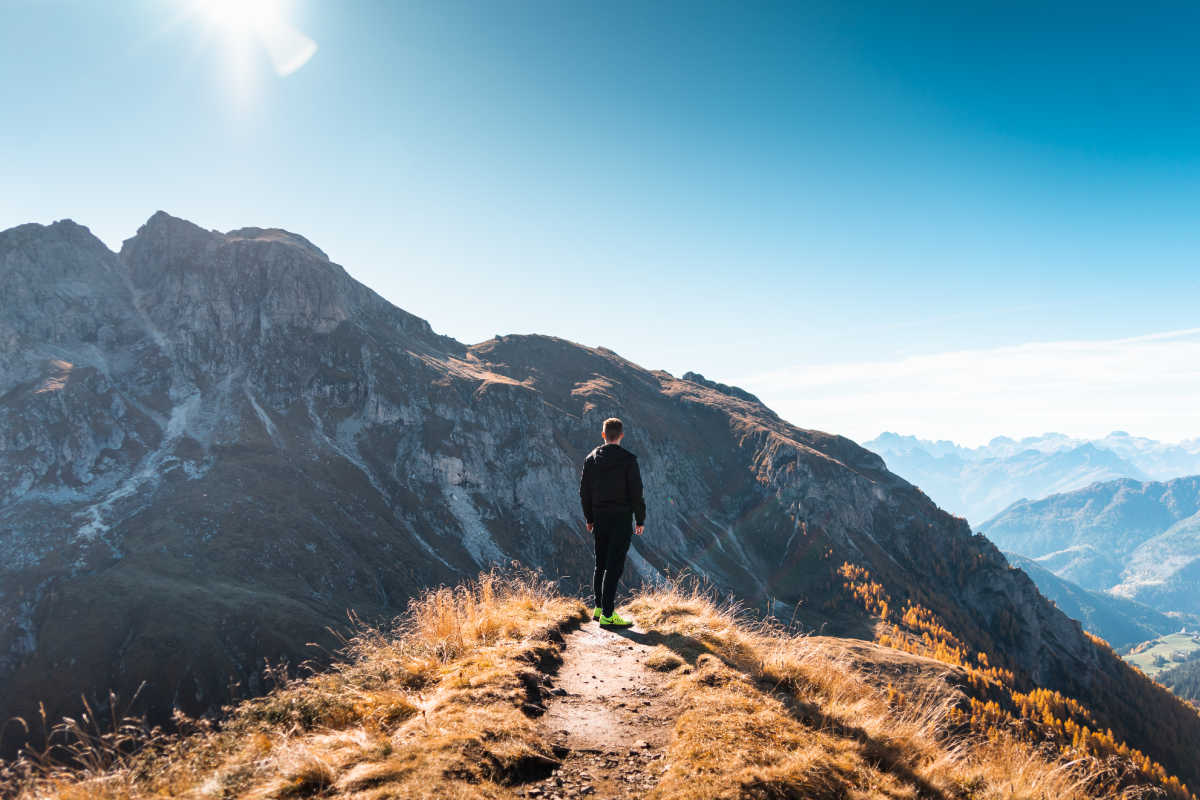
xmin=525 ymin=622 xmax=679 ymax=799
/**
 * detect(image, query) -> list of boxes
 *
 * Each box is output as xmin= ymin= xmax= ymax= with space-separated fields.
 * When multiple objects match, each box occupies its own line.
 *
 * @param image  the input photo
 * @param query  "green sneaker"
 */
xmin=599 ymin=612 xmax=633 ymax=627
xmin=592 ymin=606 xmax=602 ymax=620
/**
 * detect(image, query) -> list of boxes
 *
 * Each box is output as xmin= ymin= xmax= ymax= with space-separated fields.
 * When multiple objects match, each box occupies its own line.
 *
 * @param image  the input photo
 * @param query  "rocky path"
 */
xmin=524 ymin=622 xmax=679 ymax=799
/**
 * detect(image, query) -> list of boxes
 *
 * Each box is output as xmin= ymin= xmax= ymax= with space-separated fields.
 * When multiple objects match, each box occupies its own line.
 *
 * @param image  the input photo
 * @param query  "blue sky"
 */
xmin=4 ymin=0 xmax=1200 ymax=444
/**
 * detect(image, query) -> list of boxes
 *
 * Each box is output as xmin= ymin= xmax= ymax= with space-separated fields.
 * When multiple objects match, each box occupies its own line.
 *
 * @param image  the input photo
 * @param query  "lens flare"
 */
xmin=191 ymin=0 xmax=317 ymax=77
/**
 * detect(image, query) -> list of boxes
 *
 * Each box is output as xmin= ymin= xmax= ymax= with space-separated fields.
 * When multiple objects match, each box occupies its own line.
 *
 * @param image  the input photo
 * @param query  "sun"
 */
xmin=187 ymin=0 xmax=317 ymax=78
xmin=197 ymin=0 xmax=284 ymax=34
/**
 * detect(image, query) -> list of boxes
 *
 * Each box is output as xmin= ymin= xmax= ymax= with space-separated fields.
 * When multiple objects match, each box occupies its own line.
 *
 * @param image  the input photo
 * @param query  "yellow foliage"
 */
xmin=839 ymin=562 xmax=1195 ymax=799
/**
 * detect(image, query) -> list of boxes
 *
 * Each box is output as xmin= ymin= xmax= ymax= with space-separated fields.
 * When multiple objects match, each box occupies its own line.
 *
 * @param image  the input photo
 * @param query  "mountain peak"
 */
xmin=45 ymin=218 xmax=94 ymax=236
xmin=142 ymin=209 xmax=210 ymax=235
xmin=0 ymin=217 xmax=109 ymax=252
xmin=681 ymin=371 xmax=762 ymax=405
xmin=120 ymin=210 xmax=216 ymax=258
xmin=0 ymin=218 xmax=119 ymax=295
xmin=124 ymin=212 xmax=330 ymax=263
xmin=111 ymin=211 xmax=458 ymax=354
xmin=123 ymin=212 xmax=335 ymax=268
xmin=225 ymin=226 xmax=329 ymax=261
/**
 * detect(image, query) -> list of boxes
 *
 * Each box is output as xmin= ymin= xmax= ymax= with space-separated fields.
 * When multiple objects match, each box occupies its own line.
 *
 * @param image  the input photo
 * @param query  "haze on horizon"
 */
xmin=5 ymin=1 xmax=1200 ymax=446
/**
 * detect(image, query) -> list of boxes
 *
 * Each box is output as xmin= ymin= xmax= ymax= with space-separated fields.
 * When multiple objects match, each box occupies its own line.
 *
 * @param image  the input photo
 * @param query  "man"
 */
xmin=579 ymin=417 xmax=646 ymax=627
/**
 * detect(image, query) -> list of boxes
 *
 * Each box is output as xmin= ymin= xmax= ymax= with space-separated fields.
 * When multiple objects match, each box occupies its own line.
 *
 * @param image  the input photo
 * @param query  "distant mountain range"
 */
xmin=980 ymin=476 xmax=1200 ymax=617
xmin=865 ymin=431 xmax=1200 ymax=524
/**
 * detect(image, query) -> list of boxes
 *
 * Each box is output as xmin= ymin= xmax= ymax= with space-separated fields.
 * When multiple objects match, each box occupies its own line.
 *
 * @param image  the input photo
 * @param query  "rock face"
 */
xmin=1003 ymin=552 xmax=1184 ymax=649
xmin=3 ymin=213 xmax=1200 ymax=787
xmin=980 ymin=476 xmax=1200 ymax=615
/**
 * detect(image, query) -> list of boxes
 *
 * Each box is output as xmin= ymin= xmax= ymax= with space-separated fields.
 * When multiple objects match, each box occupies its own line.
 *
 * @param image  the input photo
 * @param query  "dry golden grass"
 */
xmin=3 ymin=570 xmax=1161 ymax=800
xmin=4 ymin=567 xmax=586 ymax=800
xmin=644 ymin=646 xmax=686 ymax=673
xmin=627 ymin=579 xmax=1139 ymax=800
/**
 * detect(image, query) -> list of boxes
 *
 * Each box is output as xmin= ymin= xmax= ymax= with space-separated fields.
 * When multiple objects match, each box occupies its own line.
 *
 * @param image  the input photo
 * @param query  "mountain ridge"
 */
xmin=865 ymin=430 xmax=1200 ymax=524
xmin=980 ymin=475 xmax=1200 ymax=617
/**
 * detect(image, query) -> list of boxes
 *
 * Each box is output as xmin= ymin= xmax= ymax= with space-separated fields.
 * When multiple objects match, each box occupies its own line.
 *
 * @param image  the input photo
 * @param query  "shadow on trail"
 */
xmin=603 ymin=627 xmax=711 ymax=662
xmin=600 ymin=624 xmax=953 ymax=800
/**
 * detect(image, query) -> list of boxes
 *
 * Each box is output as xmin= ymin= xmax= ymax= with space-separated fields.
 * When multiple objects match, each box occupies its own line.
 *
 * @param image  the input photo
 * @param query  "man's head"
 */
xmin=602 ymin=417 xmax=624 ymax=444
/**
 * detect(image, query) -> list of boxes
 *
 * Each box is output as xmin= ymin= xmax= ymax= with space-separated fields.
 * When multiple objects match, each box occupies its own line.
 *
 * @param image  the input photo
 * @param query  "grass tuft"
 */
xmin=645 ymin=646 xmax=685 ymax=672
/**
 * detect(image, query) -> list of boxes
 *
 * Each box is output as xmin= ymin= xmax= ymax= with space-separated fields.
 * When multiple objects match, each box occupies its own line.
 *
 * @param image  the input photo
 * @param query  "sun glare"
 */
xmin=198 ymin=0 xmax=284 ymax=34
xmin=189 ymin=0 xmax=317 ymax=79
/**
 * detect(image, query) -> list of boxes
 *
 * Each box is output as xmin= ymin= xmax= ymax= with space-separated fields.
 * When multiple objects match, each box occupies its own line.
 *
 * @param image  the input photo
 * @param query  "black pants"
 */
xmin=593 ymin=510 xmax=634 ymax=617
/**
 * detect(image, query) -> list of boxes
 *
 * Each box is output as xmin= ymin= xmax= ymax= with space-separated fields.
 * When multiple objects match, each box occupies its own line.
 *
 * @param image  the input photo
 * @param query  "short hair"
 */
xmin=602 ymin=417 xmax=623 ymax=440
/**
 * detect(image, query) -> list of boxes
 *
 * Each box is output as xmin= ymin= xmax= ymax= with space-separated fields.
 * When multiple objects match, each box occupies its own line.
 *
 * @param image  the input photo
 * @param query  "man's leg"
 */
xmin=600 ymin=514 xmax=634 ymax=618
xmin=593 ymin=522 xmax=609 ymax=613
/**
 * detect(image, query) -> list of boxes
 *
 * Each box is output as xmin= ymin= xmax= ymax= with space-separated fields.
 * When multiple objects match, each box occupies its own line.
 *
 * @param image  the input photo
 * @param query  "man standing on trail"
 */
xmin=579 ymin=417 xmax=646 ymax=627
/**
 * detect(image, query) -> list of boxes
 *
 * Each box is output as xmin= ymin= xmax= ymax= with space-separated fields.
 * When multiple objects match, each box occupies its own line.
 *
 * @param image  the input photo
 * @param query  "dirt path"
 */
xmin=523 ymin=621 xmax=679 ymax=799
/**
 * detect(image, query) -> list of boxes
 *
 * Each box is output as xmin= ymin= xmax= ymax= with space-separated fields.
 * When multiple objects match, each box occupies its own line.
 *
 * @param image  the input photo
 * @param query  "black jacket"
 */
xmin=579 ymin=443 xmax=646 ymax=525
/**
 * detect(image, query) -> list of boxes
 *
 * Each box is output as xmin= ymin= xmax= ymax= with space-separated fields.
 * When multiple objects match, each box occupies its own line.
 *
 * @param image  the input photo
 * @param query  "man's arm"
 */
xmin=628 ymin=456 xmax=646 ymax=530
xmin=579 ymin=457 xmax=594 ymax=529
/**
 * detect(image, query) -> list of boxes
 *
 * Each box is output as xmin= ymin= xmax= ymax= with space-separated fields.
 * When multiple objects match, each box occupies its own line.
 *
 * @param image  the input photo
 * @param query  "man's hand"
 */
xmin=586 ymin=522 xmax=594 ymax=533
xmin=635 ymin=524 xmax=644 ymax=536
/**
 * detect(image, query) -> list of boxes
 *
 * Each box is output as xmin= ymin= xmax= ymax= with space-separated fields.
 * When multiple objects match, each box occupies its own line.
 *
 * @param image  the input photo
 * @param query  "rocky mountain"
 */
xmin=3 ymin=213 xmax=1200 ymax=790
xmin=980 ymin=477 xmax=1200 ymax=616
xmin=1003 ymin=552 xmax=1184 ymax=649
xmin=866 ymin=431 xmax=1200 ymax=525
xmin=1095 ymin=431 xmax=1200 ymax=478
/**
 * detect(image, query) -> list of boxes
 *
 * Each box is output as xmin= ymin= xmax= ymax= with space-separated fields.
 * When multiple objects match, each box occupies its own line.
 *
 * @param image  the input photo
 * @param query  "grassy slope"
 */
xmin=1126 ymin=632 xmax=1200 ymax=677
xmin=4 ymin=570 xmax=583 ymax=800
xmin=624 ymin=585 xmax=1114 ymax=800
xmin=3 ymin=570 xmax=1175 ymax=800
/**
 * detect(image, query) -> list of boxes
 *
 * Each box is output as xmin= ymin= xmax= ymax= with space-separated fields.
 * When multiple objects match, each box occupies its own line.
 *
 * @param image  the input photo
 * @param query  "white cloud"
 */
xmin=737 ymin=328 xmax=1200 ymax=447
